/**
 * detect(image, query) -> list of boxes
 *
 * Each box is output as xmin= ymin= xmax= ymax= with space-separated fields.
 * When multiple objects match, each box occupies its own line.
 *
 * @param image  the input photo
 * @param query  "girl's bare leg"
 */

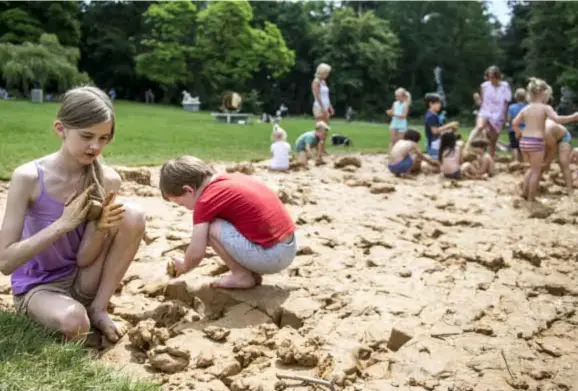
xmin=558 ymin=143 xmax=573 ymax=195
xmin=526 ymin=150 xmax=545 ymax=202
xmin=389 ymin=129 xmax=399 ymax=153
xmin=486 ymin=128 xmax=499 ymax=158
xmin=75 ymin=202 xmax=146 ymax=342
xmin=207 ymin=219 xmax=257 ymax=289
xmin=466 ymin=116 xmax=489 ymax=149
xmin=25 ymin=291 xmax=91 ymax=341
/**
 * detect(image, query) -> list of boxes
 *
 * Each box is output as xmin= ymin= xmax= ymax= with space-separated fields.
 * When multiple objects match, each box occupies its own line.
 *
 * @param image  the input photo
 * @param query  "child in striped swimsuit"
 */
xmin=512 ymin=78 xmax=578 ymax=202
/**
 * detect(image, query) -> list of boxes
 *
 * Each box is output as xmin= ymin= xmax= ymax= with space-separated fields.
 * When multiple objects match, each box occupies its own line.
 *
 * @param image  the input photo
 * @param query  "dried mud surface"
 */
xmin=0 ymin=154 xmax=577 ymax=391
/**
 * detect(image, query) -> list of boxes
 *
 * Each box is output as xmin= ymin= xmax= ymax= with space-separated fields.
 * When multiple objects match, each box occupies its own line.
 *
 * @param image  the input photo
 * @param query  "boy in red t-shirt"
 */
xmin=159 ymin=155 xmax=297 ymax=289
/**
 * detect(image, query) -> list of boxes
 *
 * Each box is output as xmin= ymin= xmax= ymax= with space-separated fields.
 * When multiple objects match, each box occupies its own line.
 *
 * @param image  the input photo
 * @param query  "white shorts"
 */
xmin=220 ymin=220 xmax=297 ymax=274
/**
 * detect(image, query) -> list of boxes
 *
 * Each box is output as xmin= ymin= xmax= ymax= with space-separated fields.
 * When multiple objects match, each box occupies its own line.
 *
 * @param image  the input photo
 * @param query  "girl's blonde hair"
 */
xmin=526 ymin=77 xmax=551 ymax=102
xmin=395 ymin=87 xmax=412 ymax=105
xmin=272 ymin=124 xmax=287 ymax=141
xmin=315 ymin=63 xmax=331 ymax=79
xmin=56 ymin=86 xmax=115 ymax=203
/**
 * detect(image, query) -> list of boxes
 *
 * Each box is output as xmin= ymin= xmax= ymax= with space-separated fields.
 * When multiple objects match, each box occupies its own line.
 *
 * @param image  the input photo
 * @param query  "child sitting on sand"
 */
xmin=270 ymin=125 xmax=291 ymax=171
xmin=468 ymin=138 xmax=496 ymax=177
xmin=439 ymin=132 xmax=485 ymax=180
xmin=295 ymin=121 xmax=329 ymax=166
xmin=160 ymin=155 xmax=297 ymax=289
xmin=388 ymin=129 xmax=439 ymax=177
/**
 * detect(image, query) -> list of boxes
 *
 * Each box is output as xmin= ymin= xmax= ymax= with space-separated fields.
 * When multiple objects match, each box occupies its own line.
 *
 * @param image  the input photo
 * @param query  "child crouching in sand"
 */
xmin=388 ymin=129 xmax=439 ymax=177
xmin=270 ymin=125 xmax=291 ymax=171
xmin=439 ymin=132 xmax=486 ymax=180
xmin=160 ymin=156 xmax=297 ymax=289
xmin=466 ymin=138 xmax=496 ymax=177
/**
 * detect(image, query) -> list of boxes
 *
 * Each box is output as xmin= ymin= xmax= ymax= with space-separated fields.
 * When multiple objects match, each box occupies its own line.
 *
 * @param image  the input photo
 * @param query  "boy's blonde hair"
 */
xmin=527 ymin=77 xmax=551 ymax=101
xmin=57 ymin=86 xmax=115 ymax=203
xmin=159 ymin=155 xmax=215 ymax=200
xmin=514 ymin=88 xmax=526 ymax=102
xmin=315 ymin=63 xmax=331 ymax=79
xmin=395 ymin=87 xmax=412 ymax=105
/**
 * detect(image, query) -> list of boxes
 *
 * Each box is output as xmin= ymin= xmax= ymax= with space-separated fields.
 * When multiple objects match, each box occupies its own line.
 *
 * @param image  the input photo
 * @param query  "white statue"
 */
xmin=181 ymin=90 xmax=199 ymax=105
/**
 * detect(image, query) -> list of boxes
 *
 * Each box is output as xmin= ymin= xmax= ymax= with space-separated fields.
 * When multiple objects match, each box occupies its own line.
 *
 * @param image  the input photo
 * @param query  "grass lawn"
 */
xmin=0 ymin=99 xmax=483 ymax=179
xmin=0 ymin=310 xmax=158 ymax=390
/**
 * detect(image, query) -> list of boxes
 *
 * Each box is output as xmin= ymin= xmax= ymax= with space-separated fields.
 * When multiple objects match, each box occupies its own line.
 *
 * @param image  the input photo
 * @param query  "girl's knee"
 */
xmin=120 ymin=202 xmax=146 ymax=235
xmin=59 ymin=303 xmax=90 ymax=338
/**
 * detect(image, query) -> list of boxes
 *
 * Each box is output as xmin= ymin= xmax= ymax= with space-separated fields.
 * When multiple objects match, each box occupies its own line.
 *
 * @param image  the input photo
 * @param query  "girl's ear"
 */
xmin=54 ymin=120 xmax=66 ymax=139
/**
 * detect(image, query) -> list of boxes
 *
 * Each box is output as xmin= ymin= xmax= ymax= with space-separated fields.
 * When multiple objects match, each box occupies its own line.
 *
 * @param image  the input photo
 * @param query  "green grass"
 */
xmin=0 ymin=99 xmax=475 ymax=179
xmin=0 ymin=310 xmax=159 ymax=390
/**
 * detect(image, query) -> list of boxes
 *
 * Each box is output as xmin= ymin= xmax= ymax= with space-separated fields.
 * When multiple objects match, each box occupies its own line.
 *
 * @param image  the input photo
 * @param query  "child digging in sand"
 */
xmin=388 ymin=129 xmax=439 ymax=177
xmin=295 ymin=121 xmax=329 ymax=166
xmin=439 ymin=132 xmax=486 ymax=180
xmin=160 ymin=156 xmax=297 ymax=289
xmin=0 ymin=86 xmax=146 ymax=342
xmin=512 ymin=78 xmax=578 ymax=202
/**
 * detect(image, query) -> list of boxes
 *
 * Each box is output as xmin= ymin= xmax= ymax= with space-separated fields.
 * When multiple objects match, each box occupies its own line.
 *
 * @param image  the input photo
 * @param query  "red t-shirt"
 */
xmin=193 ymin=174 xmax=295 ymax=248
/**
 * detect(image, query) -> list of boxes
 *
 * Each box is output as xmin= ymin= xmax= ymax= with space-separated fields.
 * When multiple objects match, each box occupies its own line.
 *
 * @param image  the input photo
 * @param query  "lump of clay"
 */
xmin=116 ymin=167 xmax=152 ymax=186
xmin=86 ymin=199 xmax=103 ymax=221
xmin=226 ymin=163 xmax=255 ymax=175
xmin=128 ymin=318 xmax=170 ymax=351
xmin=334 ymin=156 xmax=362 ymax=169
xmin=148 ymin=345 xmax=190 ymax=373
xmin=166 ymin=259 xmax=177 ymax=278
xmin=203 ymin=326 xmax=230 ymax=342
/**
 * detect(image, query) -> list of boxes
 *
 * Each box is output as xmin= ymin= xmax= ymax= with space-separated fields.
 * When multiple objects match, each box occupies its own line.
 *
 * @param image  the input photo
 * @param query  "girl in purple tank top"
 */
xmin=0 ymin=86 xmax=145 ymax=342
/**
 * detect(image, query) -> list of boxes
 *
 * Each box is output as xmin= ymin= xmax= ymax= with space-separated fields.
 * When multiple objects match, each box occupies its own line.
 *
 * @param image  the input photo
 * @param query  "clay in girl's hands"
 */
xmin=59 ymin=184 xmax=94 ymax=231
xmin=96 ymin=192 xmax=125 ymax=232
xmin=86 ymin=199 xmax=103 ymax=221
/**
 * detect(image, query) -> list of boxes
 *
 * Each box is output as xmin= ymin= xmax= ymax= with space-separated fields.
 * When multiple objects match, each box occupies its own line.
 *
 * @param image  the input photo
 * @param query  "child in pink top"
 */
xmin=466 ymin=65 xmax=512 ymax=157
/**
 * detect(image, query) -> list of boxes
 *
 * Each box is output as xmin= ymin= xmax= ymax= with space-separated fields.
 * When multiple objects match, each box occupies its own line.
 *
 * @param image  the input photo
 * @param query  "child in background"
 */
xmin=388 ymin=129 xmax=439 ymax=177
xmin=270 ymin=125 xmax=291 ymax=171
xmin=439 ymin=132 xmax=486 ymax=180
xmin=295 ymin=121 xmax=329 ymax=166
xmin=543 ymin=119 xmax=574 ymax=195
xmin=386 ymin=88 xmax=411 ymax=151
xmin=160 ymin=156 xmax=297 ymax=289
xmin=469 ymin=139 xmax=496 ymax=177
xmin=507 ymin=88 xmax=527 ymax=162
xmin=424 ymin=93 xmax=460 ymax=160
xmin=0 ymin=86 xmax=145 ymax=342
xmin=512 ymin=78 xmax=578 ymax=202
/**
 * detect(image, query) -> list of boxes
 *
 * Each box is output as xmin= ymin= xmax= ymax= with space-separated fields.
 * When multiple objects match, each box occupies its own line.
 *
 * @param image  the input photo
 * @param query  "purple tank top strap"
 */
xmin=34 ymin=160 xmax=47 ymax=196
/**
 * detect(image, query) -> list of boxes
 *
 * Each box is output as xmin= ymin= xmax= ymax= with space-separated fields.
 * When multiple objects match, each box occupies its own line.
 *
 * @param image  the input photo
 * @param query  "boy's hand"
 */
xmin=167 ymin=256 xmax=190 ymax=278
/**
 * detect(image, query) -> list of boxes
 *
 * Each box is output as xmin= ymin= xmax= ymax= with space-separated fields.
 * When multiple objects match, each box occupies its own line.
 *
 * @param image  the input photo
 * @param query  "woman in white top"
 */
xmin=311 ymin=63 xmax=334 ymax=156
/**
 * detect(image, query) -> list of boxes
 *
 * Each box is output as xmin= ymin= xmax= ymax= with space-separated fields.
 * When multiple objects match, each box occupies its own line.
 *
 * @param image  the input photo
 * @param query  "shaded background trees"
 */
xmin=0 ymin=0 xmax=577 ymax=120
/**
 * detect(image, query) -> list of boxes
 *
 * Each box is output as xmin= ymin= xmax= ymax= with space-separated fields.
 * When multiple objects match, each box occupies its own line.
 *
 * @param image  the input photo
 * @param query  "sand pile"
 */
xmin=0 ymin=154 xmax=577 ymax=391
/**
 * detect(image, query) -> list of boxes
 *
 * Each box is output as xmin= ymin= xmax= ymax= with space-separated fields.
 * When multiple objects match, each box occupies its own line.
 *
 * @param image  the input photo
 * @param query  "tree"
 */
xmin=194 ymin=0 xmax=294 ymax=98
xmin=135 ymin=1 xmax=197 ymax=101
xmin=79 ymin=1 xmax=149 ymax=99
xmin=314 ymin=8 xmax=399 ymax=117
xmin=0 ymin=33 xmax=90 ymax=93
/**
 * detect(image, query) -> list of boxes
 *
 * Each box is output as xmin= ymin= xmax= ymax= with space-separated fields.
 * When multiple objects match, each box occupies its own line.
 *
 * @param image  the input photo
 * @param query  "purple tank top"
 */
xmin=11 ymin=161 xmax=86 ymax=295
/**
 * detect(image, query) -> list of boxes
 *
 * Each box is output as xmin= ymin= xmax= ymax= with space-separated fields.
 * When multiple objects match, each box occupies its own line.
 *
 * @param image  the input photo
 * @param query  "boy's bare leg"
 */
xmin=74 ymin=202 xmax=146 ymax=342
xmin=207 ymin=219 xmax=257 ymax=289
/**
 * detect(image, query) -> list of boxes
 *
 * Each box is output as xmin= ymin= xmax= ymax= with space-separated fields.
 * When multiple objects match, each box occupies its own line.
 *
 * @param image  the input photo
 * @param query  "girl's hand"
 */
xmin=328 ymin=106 xmax=335 ymax=116
xmin=96 ymin=192 xmax=125 ymax=232
xmin=386 ymin=109 xmax=393 ymax=117
xmin=58 ymin=185 xmax=94 ymax=231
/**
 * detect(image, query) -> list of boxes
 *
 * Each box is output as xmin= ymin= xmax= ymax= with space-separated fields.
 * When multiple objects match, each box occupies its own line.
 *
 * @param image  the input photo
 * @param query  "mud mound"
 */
xmin=0 ymin=154 xmax=577 ymax=390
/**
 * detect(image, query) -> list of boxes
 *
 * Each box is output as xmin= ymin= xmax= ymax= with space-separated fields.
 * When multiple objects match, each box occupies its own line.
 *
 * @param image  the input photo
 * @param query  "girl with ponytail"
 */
xmin=0 ymin=86 xmax=145 ymax=343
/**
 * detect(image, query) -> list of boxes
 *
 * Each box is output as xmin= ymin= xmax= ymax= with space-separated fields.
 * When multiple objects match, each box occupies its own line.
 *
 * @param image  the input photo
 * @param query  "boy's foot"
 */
xmin=211 ymin=272 xmax=256 ymax=289
xmin=88 ymin=308 xmax=125 ymax=342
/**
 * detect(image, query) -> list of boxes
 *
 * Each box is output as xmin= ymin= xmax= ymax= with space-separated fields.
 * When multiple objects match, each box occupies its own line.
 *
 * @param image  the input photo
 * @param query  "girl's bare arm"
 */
xmin=311 ymin=80 xmax=324 ymax=109
xmin=545 ymin=105 xmax=578 ymax=124
xmin=512 ymin=109 xmax=525 ymax=139
xmin=0 ymin=165 xmax=69 ymax=275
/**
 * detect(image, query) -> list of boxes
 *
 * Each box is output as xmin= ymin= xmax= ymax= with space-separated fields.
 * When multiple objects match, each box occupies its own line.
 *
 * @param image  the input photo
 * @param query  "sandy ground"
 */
xmin=0 ymin=154 xmax=577 ymax=391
